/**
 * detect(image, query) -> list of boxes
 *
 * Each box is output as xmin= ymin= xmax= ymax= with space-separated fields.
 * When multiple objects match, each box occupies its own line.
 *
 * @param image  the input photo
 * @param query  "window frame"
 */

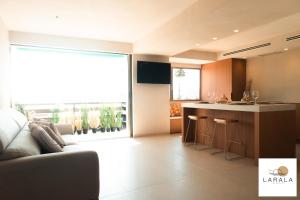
xmin=170 ymin=67 xmax=201 ymax=101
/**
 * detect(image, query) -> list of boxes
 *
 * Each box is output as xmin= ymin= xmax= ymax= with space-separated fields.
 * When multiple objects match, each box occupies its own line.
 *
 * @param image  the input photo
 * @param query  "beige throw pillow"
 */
xmin=41 ymin=125 xmax=65 ymax=148
xmin=34 ymin=120 xmax=66 ymax=146
xmin=29 ymin=124 xmax=63 ymax=153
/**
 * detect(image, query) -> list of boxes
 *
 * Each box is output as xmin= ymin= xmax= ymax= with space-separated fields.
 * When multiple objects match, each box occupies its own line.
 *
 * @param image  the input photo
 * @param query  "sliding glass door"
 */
xmin=11 ymin=45 xmax=131 ymax=139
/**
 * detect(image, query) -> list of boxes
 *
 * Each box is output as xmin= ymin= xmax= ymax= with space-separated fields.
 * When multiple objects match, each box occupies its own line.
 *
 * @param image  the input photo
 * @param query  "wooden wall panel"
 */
xmin=201 ymin=58 xmax=246 ymax=102
xmin=216 ymin=59 xmax=232 ymax=100
xmin=201 ymin=62 xmax=216 ymax=101
xmin=232 ymin=59 xmax=246 ymax=101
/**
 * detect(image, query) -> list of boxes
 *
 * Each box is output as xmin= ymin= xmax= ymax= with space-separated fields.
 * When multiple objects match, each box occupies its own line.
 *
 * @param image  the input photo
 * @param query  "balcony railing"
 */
xmin=15 ymin=102 xmax=127 ymax=133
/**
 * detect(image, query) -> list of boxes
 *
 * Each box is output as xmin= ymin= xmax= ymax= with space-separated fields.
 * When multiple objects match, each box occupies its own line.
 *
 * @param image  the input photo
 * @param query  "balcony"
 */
xmin=16 ymin=102 xmax=129 ymax=141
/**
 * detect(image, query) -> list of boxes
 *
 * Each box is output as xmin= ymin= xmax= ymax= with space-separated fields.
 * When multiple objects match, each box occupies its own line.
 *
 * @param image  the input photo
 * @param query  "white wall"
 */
xmin=132 ymin=54 xmax=170 ymax=137
xmin=10 ymin=31 xmax=133 ymax=54
xmin=247 ymin=47 xmax=300 ymax=102
xmin=0 ymin=18 xmax=10 ymax=108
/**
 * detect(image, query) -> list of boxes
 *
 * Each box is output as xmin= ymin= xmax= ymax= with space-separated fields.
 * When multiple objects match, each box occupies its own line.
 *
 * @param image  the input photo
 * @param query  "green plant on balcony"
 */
xmin=108 ymin=107 xmax=116 ymax=132
xmin=81 ymin=107 xmax=89 ymax=134
xmin=116 ymin=111 xmax=123 ymax=131
xmin=15 ymin=104 xmax=26 ymax=116
xmin=51 ymin=108 xmax=60 ymax=124
xmin=100 ymin=106 xmax=111 ymax=132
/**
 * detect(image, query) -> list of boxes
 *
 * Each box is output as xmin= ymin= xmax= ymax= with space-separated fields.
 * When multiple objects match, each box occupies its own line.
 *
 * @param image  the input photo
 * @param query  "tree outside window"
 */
xmin=172 ymin=68 xmax=200 ymax=100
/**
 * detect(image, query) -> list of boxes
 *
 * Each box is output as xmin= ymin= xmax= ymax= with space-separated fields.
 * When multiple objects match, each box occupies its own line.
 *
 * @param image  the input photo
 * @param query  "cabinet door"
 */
xmin=215 ymin=59 xmax=232 ymax=100
xmin=201 ymin=62 xmax=217 ymax=101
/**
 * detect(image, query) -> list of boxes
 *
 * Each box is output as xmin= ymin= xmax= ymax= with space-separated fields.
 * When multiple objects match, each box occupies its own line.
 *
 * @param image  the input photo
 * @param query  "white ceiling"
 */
xmin=1 ymin=0 xmax=300 ymax=57
xmin=134 ymin=0 xmax=300 ymax=55
xmin=0 ymin=0 xmax=197 ymax=42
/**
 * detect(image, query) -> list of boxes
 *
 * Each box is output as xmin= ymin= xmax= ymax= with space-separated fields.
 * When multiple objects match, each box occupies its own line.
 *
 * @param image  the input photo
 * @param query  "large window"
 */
xmin=11 ymin=45 xmax=131 ymax=138
xmin=11 ymin=45 xmax=129 ymax=104
xmin=171 ymin=68 xmax=200 ymax=100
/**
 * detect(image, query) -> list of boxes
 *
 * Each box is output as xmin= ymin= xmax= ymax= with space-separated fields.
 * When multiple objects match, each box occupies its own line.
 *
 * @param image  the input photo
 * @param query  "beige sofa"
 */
xmin=0 ymin=109 xmax=99 ymax=200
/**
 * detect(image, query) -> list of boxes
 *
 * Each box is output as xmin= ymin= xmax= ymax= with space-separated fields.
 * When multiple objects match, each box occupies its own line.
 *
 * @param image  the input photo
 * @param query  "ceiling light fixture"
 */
xmin=195 ymin=43 xmax=200 ymax=47
xmin=212 ymin=37 xmax=218 ymax=40
xmin=284 ymin=48 xmax=288 ymax=51
xmin=233 ymin=29 xmax=239 ymax=33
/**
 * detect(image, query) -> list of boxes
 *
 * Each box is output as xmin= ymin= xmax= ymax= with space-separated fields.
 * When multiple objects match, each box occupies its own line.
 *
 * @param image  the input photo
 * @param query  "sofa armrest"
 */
xmin=0 ymin=151 xmax=99 ymax=200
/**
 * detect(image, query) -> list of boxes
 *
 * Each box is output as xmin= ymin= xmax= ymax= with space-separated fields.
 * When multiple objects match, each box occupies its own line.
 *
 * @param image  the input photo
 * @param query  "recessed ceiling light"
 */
xmin=284 ymin=48 xmax=288 ymax=51
xmin=233 ymin=29 xmax=239 ymax=33
xmin=212 ymin=37 xmax=218 ymax=40
xmin=243 ymin=57 xmax=247 ymax=59
xmin=195 ymin=43 xmax=200 ymax=47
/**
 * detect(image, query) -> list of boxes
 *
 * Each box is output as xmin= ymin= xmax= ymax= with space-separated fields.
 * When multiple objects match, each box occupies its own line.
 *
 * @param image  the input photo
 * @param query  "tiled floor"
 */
xmin=76 ymin=135 xmax=300 ymax=200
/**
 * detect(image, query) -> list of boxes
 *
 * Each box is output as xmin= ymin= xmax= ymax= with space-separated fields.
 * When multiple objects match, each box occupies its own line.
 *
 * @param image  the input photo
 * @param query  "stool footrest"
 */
xmin=225 ymin=153 xmax=244 ymax=161
xmin=228 ymin=140 xmax=243 ymax=145
xmin=193 ymin=144 xmax=214 ymax=151
xmin=210 ymin=149 xmax=224 ymax=155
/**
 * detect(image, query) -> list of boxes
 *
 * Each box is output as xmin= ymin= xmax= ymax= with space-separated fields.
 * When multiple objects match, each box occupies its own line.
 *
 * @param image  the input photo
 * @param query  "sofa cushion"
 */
xmin=61 ymin=135 xmax=79 ymax=146
xmin=29 ymin=124 xmax=63 ymax=153
xmin=34 ymin=120 xmax=66 ymax=144
xmin=50 ymin=123 xmax=62 ymax=136
xmin=55 ymin=123 xmax=74 ymax=135
xmin=41 ymin=125 xmax=65 ymax=147
xmin=0 ymin=126 xmax=41 ymax=161
xmin=62 ymin=144 xmax=83 ymax=152
xmin=0 ymin=109 xmax=27 ymax=153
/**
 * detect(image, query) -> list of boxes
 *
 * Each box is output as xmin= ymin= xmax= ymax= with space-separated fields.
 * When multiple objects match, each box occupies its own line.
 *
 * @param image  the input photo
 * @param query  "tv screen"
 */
xmin=137 ymin=61 xmax=171 ymax=84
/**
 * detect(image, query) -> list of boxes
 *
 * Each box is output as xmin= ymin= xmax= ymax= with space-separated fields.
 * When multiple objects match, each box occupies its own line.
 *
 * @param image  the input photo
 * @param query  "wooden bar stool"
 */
xmin=211 ymin=118 xmax=245 ymax=160
xmin=184 ymin=115 xmax=210 ymax=146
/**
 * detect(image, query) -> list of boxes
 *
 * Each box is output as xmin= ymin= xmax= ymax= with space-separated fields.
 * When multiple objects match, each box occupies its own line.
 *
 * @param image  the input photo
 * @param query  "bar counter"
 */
xmin=181 ymin=102 xmax=297 ymax=164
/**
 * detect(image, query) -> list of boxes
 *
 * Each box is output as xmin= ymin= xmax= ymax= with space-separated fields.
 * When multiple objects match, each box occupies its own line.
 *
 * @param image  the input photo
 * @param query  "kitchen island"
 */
xmin=181 ymin=102 xmax=297 ymax=164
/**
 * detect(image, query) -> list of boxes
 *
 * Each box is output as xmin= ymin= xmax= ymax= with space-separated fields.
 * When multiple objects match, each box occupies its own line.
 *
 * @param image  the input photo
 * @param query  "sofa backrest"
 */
xmin=0 ymin=109 xmax=27 ymax=153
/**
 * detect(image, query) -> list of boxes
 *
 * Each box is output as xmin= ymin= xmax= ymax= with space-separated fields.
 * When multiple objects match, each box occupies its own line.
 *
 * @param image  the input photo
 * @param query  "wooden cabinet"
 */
xmin=201 ymin=58 xmax=246 ymax=101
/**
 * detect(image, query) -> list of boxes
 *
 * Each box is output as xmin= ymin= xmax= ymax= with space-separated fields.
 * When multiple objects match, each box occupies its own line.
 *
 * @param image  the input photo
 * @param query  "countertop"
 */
xmin=181 ymin=102 xmax=296 ymax=112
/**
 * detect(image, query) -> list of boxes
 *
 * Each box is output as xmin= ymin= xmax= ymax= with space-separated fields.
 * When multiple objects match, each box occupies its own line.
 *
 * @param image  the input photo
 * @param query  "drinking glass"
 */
xmin=207 ymin=91 xmax=211 ymax=103
xmin=252 ymin=90 xmax=259 ymax=104
xmin=211 ymin=91 xmax=216 ymax=103
xmin=243 ymin=91 xmax=250 ymax=98
xmin=242 ymin=91 xmax=250 ymax=102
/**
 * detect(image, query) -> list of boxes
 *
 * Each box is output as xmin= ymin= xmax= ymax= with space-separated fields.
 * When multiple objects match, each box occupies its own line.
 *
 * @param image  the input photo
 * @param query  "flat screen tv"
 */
xmin=137 ymin=61 xmax=171 ymax=84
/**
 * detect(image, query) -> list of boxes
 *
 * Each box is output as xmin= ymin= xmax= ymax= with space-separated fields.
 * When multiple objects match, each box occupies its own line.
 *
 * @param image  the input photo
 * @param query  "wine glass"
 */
xmin=211 ymin=91 xmax=216 ymax=103
xmin=242 ymin=91 xmax=250 ymax=102
xmin=252 ymin=90 xmax=259 ymax=104
xmin=207 ymin=91 xmax=211 ymax=103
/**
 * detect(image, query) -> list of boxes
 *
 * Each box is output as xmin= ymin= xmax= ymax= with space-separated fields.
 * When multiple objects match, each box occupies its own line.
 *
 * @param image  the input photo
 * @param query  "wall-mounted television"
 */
xmin=137 ymin=61 xmax=171 ymax=84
